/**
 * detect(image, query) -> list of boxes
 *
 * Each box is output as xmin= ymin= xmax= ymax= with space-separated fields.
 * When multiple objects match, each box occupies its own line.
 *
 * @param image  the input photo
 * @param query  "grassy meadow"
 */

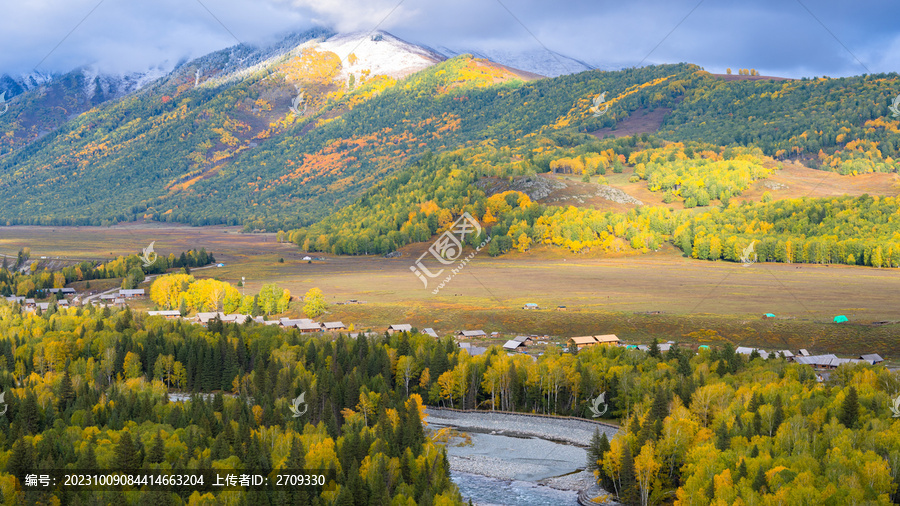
xmin=2 ymin=224 xmax=899 ymax=359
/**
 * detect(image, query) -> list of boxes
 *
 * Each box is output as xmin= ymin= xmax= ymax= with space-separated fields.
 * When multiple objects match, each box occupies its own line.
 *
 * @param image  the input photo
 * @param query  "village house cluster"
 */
xmin=5 ymin=290 xmax=889 ymax=375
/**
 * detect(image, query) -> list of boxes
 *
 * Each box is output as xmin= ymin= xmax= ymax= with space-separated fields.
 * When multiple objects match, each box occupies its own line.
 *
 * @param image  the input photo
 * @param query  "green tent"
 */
xmin=698 ymin=345 xmax=710 ymax=350
xmin=764 ymin=313 xmax=775 ymax=318
xmin=833 ymin=315 xmax=849 ymax=323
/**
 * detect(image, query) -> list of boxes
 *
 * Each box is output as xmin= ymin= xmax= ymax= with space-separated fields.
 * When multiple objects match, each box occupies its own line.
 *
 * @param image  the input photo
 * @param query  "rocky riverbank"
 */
xmin=426 ymin=407 xmax=620 ymax=503
xmin=425 ymin=407 xmax=618 ymax=446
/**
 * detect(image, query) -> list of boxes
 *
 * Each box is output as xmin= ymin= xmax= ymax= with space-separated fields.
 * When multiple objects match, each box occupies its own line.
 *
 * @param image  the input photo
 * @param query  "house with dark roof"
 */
xmin=323 ymin=321 xmax=347 ymax=331
xmin=459 ymin=342 xmax=488 ymax=356
xmin=502 ymin=336 xmax=532 ymax=351
xmin=736 ymin=346 xmax=770 ymax=360
xmin=860 ymin=354 xmax=884 ymax=365
xmin=296 ymin=322 xmax=324 ymax=333
xmin=195 ymin=312 xmax=227 ymax=324
xmin=387 ymin=324 xmax=413 ymax=334
xmin=503 ymin=339 xmax=526 ymax=351
xmin=794 ymin=354 xmax=866 ymax=369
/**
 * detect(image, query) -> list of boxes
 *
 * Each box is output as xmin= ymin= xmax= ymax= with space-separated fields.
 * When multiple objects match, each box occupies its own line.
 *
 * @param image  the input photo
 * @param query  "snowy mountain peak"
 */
xmin=316 ymin=31 xmax=445 ymax=80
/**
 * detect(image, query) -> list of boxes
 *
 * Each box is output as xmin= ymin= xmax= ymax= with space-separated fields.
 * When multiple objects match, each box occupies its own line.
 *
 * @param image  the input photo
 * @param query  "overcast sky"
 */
xmin=3 ymin=0 xmax=898 ymax=78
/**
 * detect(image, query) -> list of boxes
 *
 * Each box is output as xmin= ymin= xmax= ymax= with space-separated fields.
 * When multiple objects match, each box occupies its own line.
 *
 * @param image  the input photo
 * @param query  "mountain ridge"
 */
xmin=0 ymin=28 xmax=897 ymax=236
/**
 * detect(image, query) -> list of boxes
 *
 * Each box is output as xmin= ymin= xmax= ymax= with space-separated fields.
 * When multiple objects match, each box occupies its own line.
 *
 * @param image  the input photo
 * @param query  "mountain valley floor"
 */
xmin=2 ymin=224 xmax=898 ymax=361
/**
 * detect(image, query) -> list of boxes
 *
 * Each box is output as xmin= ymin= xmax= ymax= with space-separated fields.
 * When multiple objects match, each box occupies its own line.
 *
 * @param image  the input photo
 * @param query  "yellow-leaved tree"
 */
xmin=302 ymin=287 xmax=325 ymax=318
xmin=150 ymin=273 xmax=195 ymax=309
xmin=634 ymin=441 xmax=660 ymax=506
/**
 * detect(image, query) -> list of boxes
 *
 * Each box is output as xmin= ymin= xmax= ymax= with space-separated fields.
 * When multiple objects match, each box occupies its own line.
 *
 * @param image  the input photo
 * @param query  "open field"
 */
xmin=0 ymin=223 xmax=283 ymax=262
xmin=3 ymin=225 xmax=900 ymax=358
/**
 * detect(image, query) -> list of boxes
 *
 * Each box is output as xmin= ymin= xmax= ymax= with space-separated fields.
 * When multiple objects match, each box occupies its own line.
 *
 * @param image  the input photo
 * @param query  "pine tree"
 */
xmin=716 ymin=359 xmax=728 ymax=377
xmin=651 ymin=388 xmax=669 ymax=422
xmin=840 ymin=386 xmax=859 ymax=428
xmin=715 ymin=422 xmax=729 ymax=451
xmin=76 ymin=436 xmax=98 ymax=469
xmin=773 ymin=396 xmax=784 ymax=432
xmin=619 ymin=443 xmax=639 ymax=505
xmin=587 ymin=429 xmax=609 ymax=473
xmin=287 ymin=435 xmax=306 ymax=470
xmin=736 ymin=459 xmax=747 ymax=481
xmin=400 ymin=400 xmax=425 ymax=454
xmin=148 ymin=430 xmax=165 ymax=464
xmin=677 ymin=352 xmax=691 ymax=377
xmin=114 ymin=431 xmax=137 ymax=470
xmin=57 ymin=370 xmax=75 ymax=412
xmin=18 ymin=391 xmax=40 ymax=435
xmin=752 ymin=467 xmax=767 ymax=493
xmin=648 ymin=338 xmax=661 ymax=358
xmin=747 ymin=392 xmax=761 ymax=412
xmin=6 ymin=438 xmax=33 ymax=480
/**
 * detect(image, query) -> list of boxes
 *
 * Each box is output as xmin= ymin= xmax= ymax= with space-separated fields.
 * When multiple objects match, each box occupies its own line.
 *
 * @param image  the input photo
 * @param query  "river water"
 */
xmin=451 ymin=472 xmax=579 ymax=506
xmin=429 ymin=419 xmax=590 ymax=505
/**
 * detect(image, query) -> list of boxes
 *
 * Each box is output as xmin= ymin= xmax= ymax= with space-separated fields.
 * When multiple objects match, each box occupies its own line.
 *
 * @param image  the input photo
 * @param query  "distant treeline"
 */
xmin=0 ymin=248 xmax=214 ymax=297
xmin=675 ymin=195 xmax=900 ymax=267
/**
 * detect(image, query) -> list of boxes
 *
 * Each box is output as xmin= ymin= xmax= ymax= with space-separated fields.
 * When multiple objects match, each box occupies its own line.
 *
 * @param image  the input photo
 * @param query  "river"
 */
xmin=451 ymin=471 xmax=579 ymax=506
xmin=426 ymin=408 xmax=618 ymax=505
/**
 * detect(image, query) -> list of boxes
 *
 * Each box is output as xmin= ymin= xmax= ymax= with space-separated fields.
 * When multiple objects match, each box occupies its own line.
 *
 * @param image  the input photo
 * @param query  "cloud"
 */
xmin=279 ymin=0 xmax=418 ymax=33
xmin=0 ymin=0 xmax=896 ymax=78
xmin=0 ymin=0 xmax=311 ymax=75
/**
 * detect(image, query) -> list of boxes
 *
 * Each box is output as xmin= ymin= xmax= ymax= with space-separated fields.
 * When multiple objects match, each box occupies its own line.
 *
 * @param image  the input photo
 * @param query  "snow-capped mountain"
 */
xmin=0 ymin=71 xmax=53 ymax=97
xmin=317 ymin=31 xmax=445 ymax=80
xmin=431 ymin=46 xmax=601 ymax=78
xmin=0 ymin=65 xmax=174 ymax=103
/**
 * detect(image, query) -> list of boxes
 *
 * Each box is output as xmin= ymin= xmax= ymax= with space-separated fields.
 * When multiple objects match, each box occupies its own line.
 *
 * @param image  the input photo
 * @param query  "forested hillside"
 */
xmin=4 ymin=304 xmax=898 ymax=504
xmin=0 ymin=307 xmax=462 ymax=504
xmin=0 ymin=51 xmax=696 ymax=228
xmin=663 ymin=74 xmax=900 ymax=172
xmin=285 ymin=71 xmax=900 ymax=266
xmin=2 ymin=30 xmax=899 ymax=265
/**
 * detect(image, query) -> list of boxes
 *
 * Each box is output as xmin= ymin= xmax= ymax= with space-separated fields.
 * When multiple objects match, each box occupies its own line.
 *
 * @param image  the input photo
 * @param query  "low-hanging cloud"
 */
xmin=0 ymin=0 xmax=896 ymax=79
